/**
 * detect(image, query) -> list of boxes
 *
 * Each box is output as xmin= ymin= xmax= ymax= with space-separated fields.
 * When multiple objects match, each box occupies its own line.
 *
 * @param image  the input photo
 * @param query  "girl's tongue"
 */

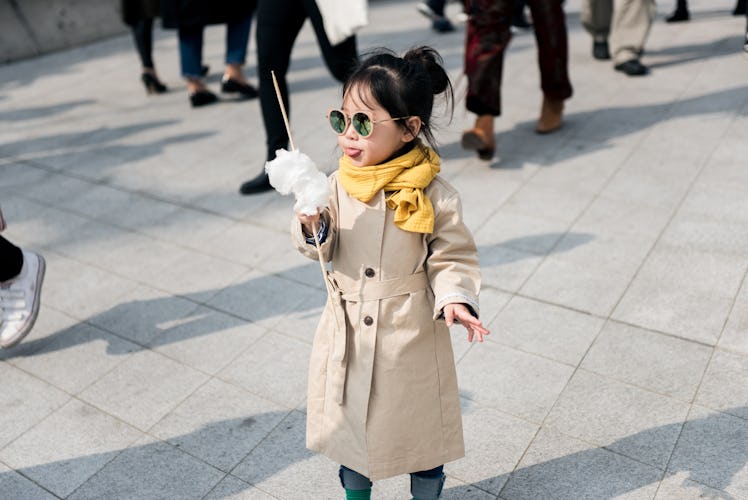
xmin=345 ymin=148 xmax=362 ymax=159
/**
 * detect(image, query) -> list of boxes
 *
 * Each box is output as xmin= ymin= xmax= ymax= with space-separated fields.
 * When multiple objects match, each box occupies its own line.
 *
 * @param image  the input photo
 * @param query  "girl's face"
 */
xmin=336 ymin=85 xmax=420 ymax=167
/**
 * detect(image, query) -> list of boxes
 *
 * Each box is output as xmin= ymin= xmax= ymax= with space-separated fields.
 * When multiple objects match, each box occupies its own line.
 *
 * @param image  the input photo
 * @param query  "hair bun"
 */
xmin=403 ymin=46 xmax=450 ymax=95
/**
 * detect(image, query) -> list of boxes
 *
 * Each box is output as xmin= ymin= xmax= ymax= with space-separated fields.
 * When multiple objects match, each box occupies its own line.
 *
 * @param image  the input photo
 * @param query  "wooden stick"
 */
xmin=271 ymin=70 xmax=296 ymax=152
xmin=270 ymin=71 xmax=338 ymax=332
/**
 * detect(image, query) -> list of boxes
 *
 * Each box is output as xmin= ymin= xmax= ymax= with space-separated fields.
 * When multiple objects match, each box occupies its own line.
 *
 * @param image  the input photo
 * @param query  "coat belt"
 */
xmin=325 ymin=270 xmax=429 ymax=404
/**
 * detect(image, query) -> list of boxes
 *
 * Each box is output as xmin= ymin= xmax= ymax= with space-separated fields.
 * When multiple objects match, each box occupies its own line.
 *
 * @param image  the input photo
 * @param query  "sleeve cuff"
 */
xmin=304 ymin=219 xmax=328 ymax=245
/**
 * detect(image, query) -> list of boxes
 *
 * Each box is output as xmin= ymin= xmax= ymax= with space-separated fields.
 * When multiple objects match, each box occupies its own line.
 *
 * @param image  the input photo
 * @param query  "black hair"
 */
xmin=342 ymin=46 xmax=453 ymax=154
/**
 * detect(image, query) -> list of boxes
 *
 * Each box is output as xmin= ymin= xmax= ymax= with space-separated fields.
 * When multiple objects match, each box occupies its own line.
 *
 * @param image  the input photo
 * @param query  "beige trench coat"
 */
xmin=292 ymin=172 xmax=481 ymax=481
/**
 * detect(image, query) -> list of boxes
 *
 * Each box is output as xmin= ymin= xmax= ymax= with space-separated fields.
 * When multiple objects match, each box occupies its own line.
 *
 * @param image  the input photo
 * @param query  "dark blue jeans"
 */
xmin=339 ymin=464 xmax=446 ymax=500
xmin=178 ymin=13 xmax=252 ymax=79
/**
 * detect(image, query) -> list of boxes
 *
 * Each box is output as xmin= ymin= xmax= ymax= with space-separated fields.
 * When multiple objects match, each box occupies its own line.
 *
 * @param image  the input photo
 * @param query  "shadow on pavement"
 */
xmin=445 ymin=406 xmax=748 ymax=499
xmin=1 ymin=232 xmax=592 ymax=360
xmin=1 ymin=407 xmax=745 ymax=498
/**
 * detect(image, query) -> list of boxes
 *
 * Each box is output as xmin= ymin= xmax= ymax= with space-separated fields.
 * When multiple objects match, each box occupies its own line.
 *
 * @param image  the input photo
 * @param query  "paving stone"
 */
xmin=0 ymin=399 xmax=142 ymax=497
xmin=490 ymin=296 xmax=604 ymax=366
xmin=6 ymin=318 xmax=138 ymax=394
xmin=150 ymin=306 xmax=268 ymax=375
xmin=0 ymin=462 xmax=57 ymax=500
xmin=719 ymin=278 xmax=748 ymax=356
xmin=613 ymin=244 xmax=743 ymax=345
xmin=655 ymin=471 xmax=729 ymax=499
xmin=501 ymin=426 xmax=661 ymax=500
xmin=149 ymin=378 xmax=289 ymax=472
xmin=67 ymin=435 xmax=224 ymax=499
xmin=77 ymin=350 xmax=208 ymax=431
xmin=694 ymin=350 xmax=748 ymax=420
xmin=457 ymin=341 xmax=574 ymax=422
xmin=449 ymin=398 xmax=538 ymax=495
xmin=203 ymin=475 xmax=277 ymax=499
xmin=0 ymin=363 xmax=70 ymax=449
xmin=217 ymin=331 xmax=312 ymax=409
xmin=544 ymin=369 xmax=690 ymax=469
xmin=84 ymin=284 xmax=202 ymax=347
xmin=521 ymin=255 xmax=632 ymax=317
xmin=231 ymin=411 xmax=339 ymax=499
xmin=581 ymin=321 xmax=712 ymax=401
xmin=667 ymin=405 xmax=748 ymax=499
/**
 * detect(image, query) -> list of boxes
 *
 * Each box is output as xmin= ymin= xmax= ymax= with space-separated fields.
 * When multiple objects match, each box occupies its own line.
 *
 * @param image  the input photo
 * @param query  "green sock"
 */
xmin=345 ymin=488 xmax=371 ymax=500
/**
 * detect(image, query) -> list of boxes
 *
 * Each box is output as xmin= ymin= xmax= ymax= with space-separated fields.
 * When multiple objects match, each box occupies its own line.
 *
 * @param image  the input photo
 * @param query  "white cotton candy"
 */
xmin=264 ymin=148 xmax=330 ymax=216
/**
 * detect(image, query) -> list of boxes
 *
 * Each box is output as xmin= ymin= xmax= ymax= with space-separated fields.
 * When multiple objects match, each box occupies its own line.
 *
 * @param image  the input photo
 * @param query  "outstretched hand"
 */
xmin=444 ymin=303 xmax=490 ymax=343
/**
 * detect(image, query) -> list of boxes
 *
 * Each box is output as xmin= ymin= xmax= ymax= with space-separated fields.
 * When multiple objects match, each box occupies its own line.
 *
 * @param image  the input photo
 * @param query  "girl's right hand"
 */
xmin=297 ymin=210 xmax=320 ymax=236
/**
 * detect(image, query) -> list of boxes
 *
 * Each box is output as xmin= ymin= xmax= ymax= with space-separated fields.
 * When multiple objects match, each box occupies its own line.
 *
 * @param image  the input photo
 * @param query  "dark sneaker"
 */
xmin=614 ymin=59 xmax=649 ymax=76
xmin=221 ymin=77 xmax=259 ymax=99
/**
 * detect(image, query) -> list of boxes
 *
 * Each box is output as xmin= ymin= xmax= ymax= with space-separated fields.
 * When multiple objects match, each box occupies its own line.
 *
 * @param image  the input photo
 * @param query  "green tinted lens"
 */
xmin=352 ymin=113 xmax=373 ymax=137
xmin=329 ymin=110 xmax=347 ymax=134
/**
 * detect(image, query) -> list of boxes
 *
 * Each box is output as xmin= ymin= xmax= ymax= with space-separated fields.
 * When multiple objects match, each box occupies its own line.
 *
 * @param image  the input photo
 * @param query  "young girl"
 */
xmin=293 ymin=46 xmax=489 ymax=500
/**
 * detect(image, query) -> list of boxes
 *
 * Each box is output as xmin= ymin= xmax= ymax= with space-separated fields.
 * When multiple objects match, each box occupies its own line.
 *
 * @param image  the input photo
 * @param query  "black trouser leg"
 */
xmin=131 ymin=18 xmax=155 ymax=69
xmin=256 ymin=0 xmax=307 ymax=161
xmin=0 ymin=235 xmax=23 ymax=282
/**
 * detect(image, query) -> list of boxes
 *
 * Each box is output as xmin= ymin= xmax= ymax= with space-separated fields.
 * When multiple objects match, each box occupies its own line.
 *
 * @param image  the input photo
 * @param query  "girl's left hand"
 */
xmin=444 ymin=303 xmax=490 ymax=343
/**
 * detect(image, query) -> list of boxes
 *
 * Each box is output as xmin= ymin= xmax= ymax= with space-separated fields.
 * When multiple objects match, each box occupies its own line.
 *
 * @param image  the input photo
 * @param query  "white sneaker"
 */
xmin=0 ymin=250 xmax=45 ymax=348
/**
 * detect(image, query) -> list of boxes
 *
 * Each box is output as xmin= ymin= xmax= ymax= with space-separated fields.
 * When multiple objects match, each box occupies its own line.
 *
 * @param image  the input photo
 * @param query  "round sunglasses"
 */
xmin=327 ymin=108 xmax=410 ymax=137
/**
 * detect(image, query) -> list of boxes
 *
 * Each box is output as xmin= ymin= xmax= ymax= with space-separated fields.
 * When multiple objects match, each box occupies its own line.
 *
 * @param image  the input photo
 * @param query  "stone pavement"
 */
xmin=1 ymin=0 xmax=747 ymax=498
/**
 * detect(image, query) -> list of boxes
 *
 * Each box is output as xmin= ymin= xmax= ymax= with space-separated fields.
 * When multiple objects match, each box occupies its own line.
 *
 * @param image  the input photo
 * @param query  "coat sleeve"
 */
xmin=291 ymin=174 xmax=339 ymax=262
xmin=425 ymin=191 xmax=481 ymax=319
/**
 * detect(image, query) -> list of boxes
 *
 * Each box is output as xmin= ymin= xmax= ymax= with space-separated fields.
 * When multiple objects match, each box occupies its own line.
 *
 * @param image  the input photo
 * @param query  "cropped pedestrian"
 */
xmin=0 ymin=208 xmax=45 ymax=349
xmin=461 ymin=0 xmax=573 ymax=160
xmin=161 ymin=0 xmax=259 ymax=107
xmin=239 ymin=0 xmax=360 ymax=195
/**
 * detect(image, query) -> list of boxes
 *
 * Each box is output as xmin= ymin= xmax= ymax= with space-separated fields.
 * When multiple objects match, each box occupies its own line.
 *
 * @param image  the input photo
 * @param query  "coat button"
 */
xmin=363 ymin=316 xmax=373 ymax=326
xmin=364 ymin=268 xmax=375 ymax=278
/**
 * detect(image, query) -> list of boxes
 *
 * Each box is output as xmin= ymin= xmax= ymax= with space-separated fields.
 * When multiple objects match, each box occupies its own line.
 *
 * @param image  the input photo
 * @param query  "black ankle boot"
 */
xmin=239 ymin=171 xmax=272 ymax=195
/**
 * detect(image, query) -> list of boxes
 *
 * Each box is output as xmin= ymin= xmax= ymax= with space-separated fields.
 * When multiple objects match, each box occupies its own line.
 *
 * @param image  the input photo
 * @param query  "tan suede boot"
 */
xmin=461 ymin=115 xmax=496 ymax=160
xmin=535 ymin=96 xmax=564 ymax=134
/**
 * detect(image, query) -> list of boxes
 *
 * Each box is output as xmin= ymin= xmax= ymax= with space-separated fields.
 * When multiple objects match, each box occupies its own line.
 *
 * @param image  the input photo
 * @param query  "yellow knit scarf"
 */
xmin=338 ymin=143 xmax=441 ymax=234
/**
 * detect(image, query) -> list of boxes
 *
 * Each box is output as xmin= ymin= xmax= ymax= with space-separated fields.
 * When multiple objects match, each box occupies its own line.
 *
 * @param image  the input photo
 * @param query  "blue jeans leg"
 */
xmin=178 ymin=26 xmax=204 ymax=79
xmin=339 ymin=465 xmax=372 ymax=491
xmin=410 ymin=465 xmax=445 ymax=500
xmin=225 ymin=13 xmax=252 ymax=66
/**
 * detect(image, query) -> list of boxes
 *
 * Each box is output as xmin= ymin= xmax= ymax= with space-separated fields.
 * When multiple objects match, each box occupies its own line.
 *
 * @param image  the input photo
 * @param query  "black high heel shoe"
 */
xmin=142 ymin=73 xmax=168 ymax=94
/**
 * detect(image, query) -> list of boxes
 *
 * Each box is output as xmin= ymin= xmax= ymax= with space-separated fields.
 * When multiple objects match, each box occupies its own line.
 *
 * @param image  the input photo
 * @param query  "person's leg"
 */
xmin=132 ymin=18 xmax=155 ymax=70
xmin=133 ymin=18 xmax=168 ymax=94
xmin=462 ymin=0 xmax=512 ymax=159
xmin=410 ymin=465 xmax=445 ymax=500
xmin=302 ymin=0 xmax=358 ymax=83
xmin=527 ymin=0 xmax=573 ymax=133
xmin=179 ymin=24 xmax=218 ymax=106
xmin=581 ymin=0 xmax=613 ymax=59
xmin=0 ymin=235 xmax=23 ymax=282
xmin=609 ymin=0 xmax=656 ymax=74
xmin=222 ymin=7 xmax=259 ymax=98
xmin=0 ymin=236 xmax=45 ymax=349
xmin=240 ymin=0 xmax=306 ymax=194
xmin=339 ymin=465 xmax=372 ymax=500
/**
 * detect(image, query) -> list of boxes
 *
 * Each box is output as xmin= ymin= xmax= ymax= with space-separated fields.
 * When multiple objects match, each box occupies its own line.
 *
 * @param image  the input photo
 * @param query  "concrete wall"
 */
xmin=1 ymin=0 xmax=128 ymax=64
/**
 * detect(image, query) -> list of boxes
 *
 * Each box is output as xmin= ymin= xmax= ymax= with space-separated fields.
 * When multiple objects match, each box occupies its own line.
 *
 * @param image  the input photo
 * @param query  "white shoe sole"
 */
xmin=0 ymin=253 xmax=45 ymax=349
